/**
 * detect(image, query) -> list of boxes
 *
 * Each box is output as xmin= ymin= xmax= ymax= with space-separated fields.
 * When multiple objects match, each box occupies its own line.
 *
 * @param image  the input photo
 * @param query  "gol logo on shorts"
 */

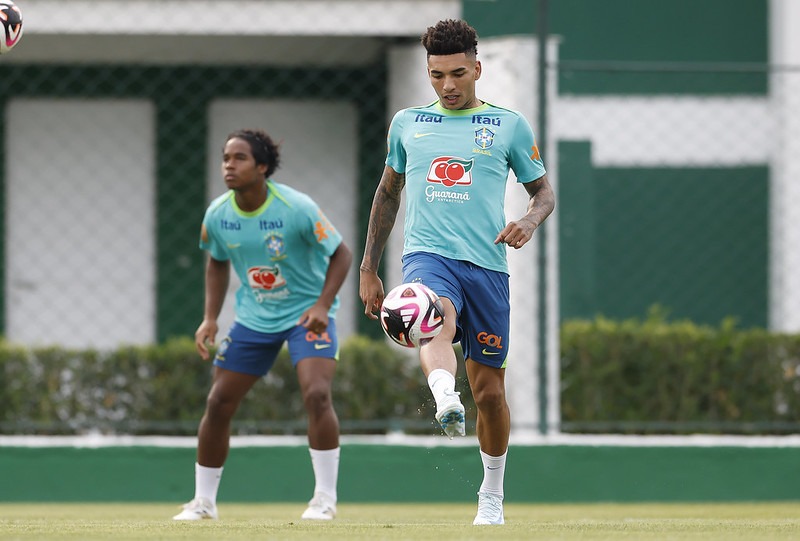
xmin=305 ymin=331 xmax=332 ymax=343
xmin=477 ymin=331 xmax=503 ymax=349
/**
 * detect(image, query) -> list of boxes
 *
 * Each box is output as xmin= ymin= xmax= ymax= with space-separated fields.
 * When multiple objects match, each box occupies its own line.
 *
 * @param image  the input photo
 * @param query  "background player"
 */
xmin=359 ymin=19 xmax=555 ymax=525
xmin=174 ymin=128 xmax=352 ymax=521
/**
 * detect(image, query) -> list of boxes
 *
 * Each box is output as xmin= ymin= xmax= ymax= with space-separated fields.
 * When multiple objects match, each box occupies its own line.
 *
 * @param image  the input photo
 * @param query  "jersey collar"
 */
xmin=433 ymin=100 xmax=490 ymax=116
xmin=229 ymin=180 xmax=292 ymax=217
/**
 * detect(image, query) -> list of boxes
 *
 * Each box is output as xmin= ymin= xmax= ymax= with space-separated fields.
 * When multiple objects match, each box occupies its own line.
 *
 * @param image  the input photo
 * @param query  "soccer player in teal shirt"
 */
xmin=360 ymin=19 xmax=555 ymax=525
xmin=174 ymin=129 xmax=352 ymax=522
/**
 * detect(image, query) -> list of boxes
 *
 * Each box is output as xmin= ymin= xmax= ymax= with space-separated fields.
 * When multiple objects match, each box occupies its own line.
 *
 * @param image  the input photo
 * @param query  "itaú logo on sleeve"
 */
xmin=426 ymin=156 xmax=474 ymax=187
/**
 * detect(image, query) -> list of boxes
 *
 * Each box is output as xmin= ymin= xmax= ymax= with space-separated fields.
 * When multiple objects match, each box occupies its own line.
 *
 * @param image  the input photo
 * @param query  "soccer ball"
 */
xmin=380 ymin=282 xmax=445 ymax=348
xmin=0 ymin=0 xmax=23 ymax=55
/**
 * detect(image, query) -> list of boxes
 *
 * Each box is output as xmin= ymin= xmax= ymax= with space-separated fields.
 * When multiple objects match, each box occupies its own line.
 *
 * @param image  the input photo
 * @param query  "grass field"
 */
xmin=0 ymin=502 xmax=798 ymax=540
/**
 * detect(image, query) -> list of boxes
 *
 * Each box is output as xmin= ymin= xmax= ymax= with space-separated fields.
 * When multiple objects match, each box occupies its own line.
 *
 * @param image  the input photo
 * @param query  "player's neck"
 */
xmin=462 ymin=97 xmax=483 ymax=110
xmin=437 ymin=97 xmax=484 ymax=112
xmin=234 ymin=181 xmax=268 ymax=212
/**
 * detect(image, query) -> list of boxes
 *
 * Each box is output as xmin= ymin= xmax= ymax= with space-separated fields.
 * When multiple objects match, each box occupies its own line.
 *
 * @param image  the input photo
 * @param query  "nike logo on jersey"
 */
xmin=314 ymin=343 xmax=332 ymax=350
xmin=227 ymin=243 xmax=241 ymax=249
xmin=414 ymin=132 xmax=437 ymax=138
xmin=482 ymin=349 xmax=500 ymax=356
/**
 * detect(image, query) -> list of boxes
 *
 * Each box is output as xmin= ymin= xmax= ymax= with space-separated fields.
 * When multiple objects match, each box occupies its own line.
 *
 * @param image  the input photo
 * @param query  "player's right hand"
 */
xmin=359 ymin=269 xmax=385 ymax=320
xmin=195 ymin=319 xmax=218 ymax=361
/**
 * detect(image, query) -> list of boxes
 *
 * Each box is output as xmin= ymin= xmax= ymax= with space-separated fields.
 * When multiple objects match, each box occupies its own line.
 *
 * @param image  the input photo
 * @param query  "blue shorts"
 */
xmin=402 ymin=252 xmax=510 ymax=368
xmin=213 ymin=319 xmax=339 ymax=376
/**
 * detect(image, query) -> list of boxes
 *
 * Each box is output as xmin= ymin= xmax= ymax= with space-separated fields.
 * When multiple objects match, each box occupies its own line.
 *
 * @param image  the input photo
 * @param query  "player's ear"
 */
xmin=474 ymin=60 xmax=482 ymax=81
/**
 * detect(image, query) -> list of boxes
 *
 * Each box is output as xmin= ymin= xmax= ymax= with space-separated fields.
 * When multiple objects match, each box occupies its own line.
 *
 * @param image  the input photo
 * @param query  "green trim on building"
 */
xmin=464 ymin=0 xmax=768 ymax=95
xmin=154 ymin=79 xmax=208 ymax=342
xmin=463 ymin=0 xmax=538 ymax=38
xmin=551 ymin=0 xmax=768 ymax=64
xmin=593 ymin=165 xmax=768 ymax=328
xmin=558 ymin=142 xmax=596 ymax=320
xmin=1 ymin=444 xmax=797 ymax=502
xmin=558 ymin=145 xmax=769 ymax=328
xmin=552 ymin=0 xmax=768 ymax=95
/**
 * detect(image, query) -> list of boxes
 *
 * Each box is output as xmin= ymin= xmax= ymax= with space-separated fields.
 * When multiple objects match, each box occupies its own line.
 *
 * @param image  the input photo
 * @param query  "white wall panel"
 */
xmin=5 ymin=99 xmax=156 ymax=348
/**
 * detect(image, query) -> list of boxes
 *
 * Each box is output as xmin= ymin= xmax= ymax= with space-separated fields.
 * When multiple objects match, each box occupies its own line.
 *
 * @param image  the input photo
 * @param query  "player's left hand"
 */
xmin=359 ymin=269 xmax=385 ymax=320
xmin=495 ymin=219 xmax=536 ymax=249
xmin=298 ymin=304 xmax=329 ymax=335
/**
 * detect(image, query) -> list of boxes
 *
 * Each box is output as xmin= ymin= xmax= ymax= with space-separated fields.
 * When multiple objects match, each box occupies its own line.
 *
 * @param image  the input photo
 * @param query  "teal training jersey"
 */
xmin=386 ymin=101 xmax=546 ymax=274
xmin=200 ymin=181 xmax=343 ymax=333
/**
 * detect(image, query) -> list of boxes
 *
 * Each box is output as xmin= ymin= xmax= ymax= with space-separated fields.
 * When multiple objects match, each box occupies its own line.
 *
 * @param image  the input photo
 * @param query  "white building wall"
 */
xmin=5 ymin=99 xmax=156 ymax=349
xmin=769 ymin=0 xmax=800 ymax=332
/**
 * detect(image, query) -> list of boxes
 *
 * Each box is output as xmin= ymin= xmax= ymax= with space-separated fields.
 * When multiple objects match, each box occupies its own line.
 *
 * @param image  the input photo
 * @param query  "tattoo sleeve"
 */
xmin=524 ymin=174 xmax=556 ymax=229
xmin=360 ymin=166 xmax=405 ymax=272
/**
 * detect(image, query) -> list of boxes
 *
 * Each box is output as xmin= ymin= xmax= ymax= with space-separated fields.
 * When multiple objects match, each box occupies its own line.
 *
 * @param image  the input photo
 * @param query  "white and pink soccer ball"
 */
xmin=380 ymin=282 xmax=445 ymax=348
xmin=0 ymin=1 xmax=23 ymax=55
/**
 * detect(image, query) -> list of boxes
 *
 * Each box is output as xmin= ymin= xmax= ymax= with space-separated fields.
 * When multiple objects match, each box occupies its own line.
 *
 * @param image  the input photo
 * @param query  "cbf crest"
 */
xmin=265 ymin=233 xmax=286 ymax=261
xmin=475 ymin=127 xmax=495 ymax=150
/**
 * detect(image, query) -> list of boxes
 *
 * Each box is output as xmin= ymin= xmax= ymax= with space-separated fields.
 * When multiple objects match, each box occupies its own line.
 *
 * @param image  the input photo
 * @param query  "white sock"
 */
xmin=194 ymin=463 xmax=223 ymax=506
xmin=309 ymin=447 xmax=340 ymax=502
xmin=427 ymin=368 xmax=457 ymax=411
xmin=478 ymin=449 xmax=506 ymax=498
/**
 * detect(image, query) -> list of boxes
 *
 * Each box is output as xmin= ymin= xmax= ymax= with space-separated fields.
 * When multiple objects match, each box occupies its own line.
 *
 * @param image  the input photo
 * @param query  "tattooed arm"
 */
xmin=495 ymin=173 xmax=555 ymax=249
xmin=359 ymin=165 xmax=406 ymax=319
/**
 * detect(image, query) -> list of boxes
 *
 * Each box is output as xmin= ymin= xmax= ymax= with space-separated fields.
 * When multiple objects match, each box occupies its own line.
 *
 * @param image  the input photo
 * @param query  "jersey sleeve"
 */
xmin=509 ymin=114 xmax=547 ymax=184
xmin=298 ymin=198 xmax=343 ymax=257
xmin=385 ymin=109 xmax=407 ymax=174
xmin=199 ymin=209 xmax=229 ymax=261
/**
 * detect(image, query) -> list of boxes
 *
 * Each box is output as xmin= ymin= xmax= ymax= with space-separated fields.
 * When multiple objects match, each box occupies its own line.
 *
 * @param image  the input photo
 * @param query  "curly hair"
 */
xmin=420 ymin=19 xmax=478 ymax=57
xmin=226 ymin=129 xmax=281 ymax=179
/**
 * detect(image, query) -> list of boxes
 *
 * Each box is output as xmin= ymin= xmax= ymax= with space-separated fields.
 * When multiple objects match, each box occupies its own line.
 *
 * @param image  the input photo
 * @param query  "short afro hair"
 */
xmin=420 ymin=19 xmax=478 ymax=57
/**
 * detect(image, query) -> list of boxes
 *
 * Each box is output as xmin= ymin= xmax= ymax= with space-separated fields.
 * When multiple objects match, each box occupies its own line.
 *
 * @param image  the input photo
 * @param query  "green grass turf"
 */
xmin=0 ymin=502 xmax=798 ymax=540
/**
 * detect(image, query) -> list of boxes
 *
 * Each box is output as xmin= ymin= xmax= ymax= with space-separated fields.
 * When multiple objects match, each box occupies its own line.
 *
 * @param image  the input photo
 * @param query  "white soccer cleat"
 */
xmin=434 ymin=391 xmax=466 ymax=439
xmin=473 ymin=491 xmax=504 ymax=525
xmin=301 ymin=491 xmax=336 ymax=520
xmin=172 ymin=497 xmax=218 ymax=520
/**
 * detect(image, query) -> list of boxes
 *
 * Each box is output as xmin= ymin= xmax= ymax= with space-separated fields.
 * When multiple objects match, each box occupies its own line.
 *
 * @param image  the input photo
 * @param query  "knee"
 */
xmin=472 ymin=385 xmax=506 ymax=412
xmin=205 ymin=391 xmax=239 ymax=420
xmin=303 ymin=383 xmax=332 ymax=412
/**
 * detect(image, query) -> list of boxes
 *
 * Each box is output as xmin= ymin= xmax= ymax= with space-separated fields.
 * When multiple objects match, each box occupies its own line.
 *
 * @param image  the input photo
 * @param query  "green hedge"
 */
xmin=3 ymin=311 xmax=800 ymax=435
xmin=560 ymin=309 xmax=800 ymax=434
xmin=0 ymin=335 xmax=475 ymax=436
